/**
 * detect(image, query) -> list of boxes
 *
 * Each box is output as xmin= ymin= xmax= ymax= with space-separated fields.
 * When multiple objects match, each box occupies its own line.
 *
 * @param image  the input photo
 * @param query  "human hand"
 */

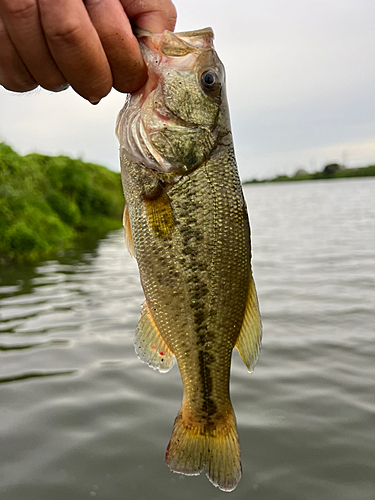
xmin=0 ymin=0 xmax=176 ymax=103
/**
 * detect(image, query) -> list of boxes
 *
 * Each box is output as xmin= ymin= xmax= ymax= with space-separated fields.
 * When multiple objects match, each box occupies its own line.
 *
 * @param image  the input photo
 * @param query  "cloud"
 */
xmin=0 ymin=0 xmax=374 ymax=179
xmin=0 ymin=87 xmax=125 ymax=171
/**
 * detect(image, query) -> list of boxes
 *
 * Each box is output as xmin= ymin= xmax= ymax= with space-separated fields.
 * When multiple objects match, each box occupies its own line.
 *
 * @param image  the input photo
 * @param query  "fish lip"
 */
xmin=135 ymin=27 xmax=214 ymax=51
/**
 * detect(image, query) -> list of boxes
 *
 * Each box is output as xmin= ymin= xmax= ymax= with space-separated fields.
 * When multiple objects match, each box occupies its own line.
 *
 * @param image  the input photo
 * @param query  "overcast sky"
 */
xmin=1 ymin=0 xmax=374 ymax=180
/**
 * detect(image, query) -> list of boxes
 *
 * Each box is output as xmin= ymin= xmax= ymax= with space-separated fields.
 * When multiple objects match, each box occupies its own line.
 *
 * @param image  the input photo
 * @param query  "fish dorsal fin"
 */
xmin=235 ymin=276 xmax=262 ymax=373
xmin=135 ymin=301 xmax=175 ymax=373
xmin=123 ymin=204 xmax=135 ymax=258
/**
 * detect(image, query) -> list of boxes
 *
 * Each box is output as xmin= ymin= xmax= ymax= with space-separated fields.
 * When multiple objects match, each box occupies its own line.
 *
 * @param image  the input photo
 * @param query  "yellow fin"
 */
xmin=235 ymin=276 xmax=262 ymax=373
xmin=166 ymin=407 xmax=241 ymax=492
xmin=123 ymin=204 xmax=135 ymax=258
xmin=143 ymin=183 xmax=175 ymax=238
xmin=134 ymin=301 xmax=175 ymax=373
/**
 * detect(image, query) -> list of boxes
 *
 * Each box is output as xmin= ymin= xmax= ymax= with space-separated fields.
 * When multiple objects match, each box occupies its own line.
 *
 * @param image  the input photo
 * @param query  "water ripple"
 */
xmin=0 ymin=370 xmax=77 ymax=384
xmin=0 ymin=180 xmax=374 ymax=500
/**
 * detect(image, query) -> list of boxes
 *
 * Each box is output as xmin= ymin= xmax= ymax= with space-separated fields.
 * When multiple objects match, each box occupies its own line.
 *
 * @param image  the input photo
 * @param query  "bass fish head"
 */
xmin=116 ymin=28 xmax=229 ymax=176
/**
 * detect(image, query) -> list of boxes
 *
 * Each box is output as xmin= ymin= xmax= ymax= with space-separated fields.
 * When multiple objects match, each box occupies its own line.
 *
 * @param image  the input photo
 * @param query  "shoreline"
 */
xmin=244 ymin=165 xmax=375 ymax=184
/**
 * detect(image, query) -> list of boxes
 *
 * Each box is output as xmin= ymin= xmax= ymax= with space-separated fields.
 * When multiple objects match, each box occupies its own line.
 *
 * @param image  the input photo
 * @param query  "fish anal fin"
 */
xmin=123 ymin=204 xmax=135 ymax=258
xmin=166 ymin=406 xmax=241 ymax=492
xmin=135 ymin=301 xmax=175 ymax=373
xmin=235 ymin=276 xmax=262 ymax=373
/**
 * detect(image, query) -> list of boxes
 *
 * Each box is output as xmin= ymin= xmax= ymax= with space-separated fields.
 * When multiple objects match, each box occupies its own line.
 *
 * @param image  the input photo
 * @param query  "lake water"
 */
xmin=1 ymin=178 xmax=374 ymax=500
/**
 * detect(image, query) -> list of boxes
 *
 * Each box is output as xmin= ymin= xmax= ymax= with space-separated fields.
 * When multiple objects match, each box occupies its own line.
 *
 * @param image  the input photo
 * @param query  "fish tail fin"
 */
xmin=165 ymin=406 xmax=241 ymax=492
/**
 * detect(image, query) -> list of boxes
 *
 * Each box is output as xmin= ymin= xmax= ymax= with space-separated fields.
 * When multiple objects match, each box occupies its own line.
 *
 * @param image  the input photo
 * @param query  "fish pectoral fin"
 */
xmin=123 ymin=204 xmax=135 ymax=258
xmin=134 ymin=301 xmax=175 ymax=373
xmin=143 ymin=183 xmax=175 ymax=239
xmin=235 ymin=276 xmax=262 ymax=373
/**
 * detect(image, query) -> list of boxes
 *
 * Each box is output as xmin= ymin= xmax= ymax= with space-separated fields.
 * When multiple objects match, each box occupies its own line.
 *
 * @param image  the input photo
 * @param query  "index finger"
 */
xmin=38 ymin=0 xmax=112 ymax=103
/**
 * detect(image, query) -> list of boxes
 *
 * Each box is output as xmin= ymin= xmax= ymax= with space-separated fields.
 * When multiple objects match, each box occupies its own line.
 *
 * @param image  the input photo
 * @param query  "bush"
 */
xmin=0 ymin=143 xmax=124 ymax=263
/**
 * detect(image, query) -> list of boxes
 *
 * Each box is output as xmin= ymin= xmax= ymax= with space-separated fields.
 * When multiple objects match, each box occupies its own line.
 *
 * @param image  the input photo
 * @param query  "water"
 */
xmin=1 ymin=178 xmax=374 ymax=500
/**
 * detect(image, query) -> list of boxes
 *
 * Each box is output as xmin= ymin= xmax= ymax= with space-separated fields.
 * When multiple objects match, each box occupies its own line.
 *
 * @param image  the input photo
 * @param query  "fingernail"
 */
xmin=53 ymin=83 xmax=70 ymax=92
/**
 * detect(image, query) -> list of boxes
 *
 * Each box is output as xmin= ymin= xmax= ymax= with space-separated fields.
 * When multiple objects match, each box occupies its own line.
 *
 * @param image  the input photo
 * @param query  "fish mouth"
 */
xmin=116 ymin=28 xmax=217 ymax=175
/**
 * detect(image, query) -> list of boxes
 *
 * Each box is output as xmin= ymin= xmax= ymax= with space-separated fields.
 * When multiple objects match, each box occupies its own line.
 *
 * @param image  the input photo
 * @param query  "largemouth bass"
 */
xmin=116 ymin=27 xmax=262 ymax=492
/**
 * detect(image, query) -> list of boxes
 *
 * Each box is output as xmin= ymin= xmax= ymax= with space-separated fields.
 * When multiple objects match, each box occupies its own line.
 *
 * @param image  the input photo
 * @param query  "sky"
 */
xmin=0 ymin=0 xmax=374 ymax=181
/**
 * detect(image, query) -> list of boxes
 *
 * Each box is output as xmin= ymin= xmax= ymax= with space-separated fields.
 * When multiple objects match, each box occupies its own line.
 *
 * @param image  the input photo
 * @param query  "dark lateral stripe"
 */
xmin=197 ymin=349 xmax=218 ymax=419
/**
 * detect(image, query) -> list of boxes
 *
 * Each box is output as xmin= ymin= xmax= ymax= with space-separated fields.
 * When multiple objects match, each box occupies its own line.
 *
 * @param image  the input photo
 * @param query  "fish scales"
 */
xmin=117 ymin=27 xmax=262 ymax=492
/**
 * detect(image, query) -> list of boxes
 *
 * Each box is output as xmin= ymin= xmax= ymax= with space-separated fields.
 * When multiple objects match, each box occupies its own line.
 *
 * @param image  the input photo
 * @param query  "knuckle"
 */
xmin=1 ymin=0 xmax=36 ymax=19
xmin=45 ymin=20 xmax=82 ymax=44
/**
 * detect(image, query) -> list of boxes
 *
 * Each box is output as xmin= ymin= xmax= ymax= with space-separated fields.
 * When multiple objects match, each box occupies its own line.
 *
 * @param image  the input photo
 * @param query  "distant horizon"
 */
xmin=241 ymin=159 xmax=375 ymax=183
xmin=1 ymin=135 xmax=374 ymax=184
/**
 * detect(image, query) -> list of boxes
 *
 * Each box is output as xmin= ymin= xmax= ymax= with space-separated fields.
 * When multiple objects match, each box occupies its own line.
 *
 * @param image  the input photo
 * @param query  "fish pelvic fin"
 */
xmin=165 ymin=407 xmax=241 ymax=492
xmin=123 ymin=204 xmax=135 ymax=258
xmin=235 ymin=276 xmax=262 ymax=373
xmin=134 ymin=301 xmax=175 ymax=373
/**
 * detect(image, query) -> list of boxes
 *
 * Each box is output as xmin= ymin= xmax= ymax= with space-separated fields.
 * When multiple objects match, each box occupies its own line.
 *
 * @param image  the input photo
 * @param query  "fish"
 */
xmin=115 ymin=27 xmax=262 ymax=492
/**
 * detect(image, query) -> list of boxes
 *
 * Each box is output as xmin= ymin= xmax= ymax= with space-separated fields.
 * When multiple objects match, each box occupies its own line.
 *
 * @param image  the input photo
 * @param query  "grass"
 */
xmin=0 ymin=143 xmax=124 ymax=264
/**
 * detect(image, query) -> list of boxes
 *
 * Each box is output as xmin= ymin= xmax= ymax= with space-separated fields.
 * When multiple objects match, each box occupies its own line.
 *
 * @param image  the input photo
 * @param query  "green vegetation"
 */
xmin=0 ymin=143 xmax=124 ymax=264
xmin=244 ymin=164 xmax=375 ymax=184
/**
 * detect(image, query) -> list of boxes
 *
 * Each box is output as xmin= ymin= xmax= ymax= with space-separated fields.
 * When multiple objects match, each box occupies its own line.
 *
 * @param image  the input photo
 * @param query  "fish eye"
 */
xmin=201 ymin=70 xmax=220 ymax=90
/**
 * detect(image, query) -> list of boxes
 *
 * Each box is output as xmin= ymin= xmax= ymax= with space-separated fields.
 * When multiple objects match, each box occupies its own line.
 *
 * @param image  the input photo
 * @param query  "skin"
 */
xmin=0 ymin=0 xmax=176 ymax=103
